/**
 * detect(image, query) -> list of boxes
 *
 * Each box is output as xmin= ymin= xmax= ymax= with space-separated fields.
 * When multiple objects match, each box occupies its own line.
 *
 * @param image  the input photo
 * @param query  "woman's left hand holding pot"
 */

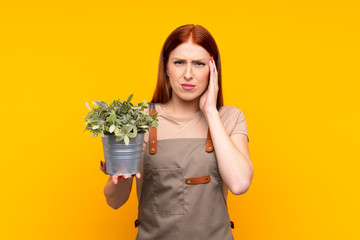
xmin=100 ymin=160 xmax=141 ymax=184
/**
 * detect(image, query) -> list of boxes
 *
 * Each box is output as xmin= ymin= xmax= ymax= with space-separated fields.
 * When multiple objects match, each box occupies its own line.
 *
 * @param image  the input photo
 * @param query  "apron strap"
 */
xmin=206 ymin=128 xmax=214 ymax=152
xmin=148 ymin=103 xmax=157 ymax=155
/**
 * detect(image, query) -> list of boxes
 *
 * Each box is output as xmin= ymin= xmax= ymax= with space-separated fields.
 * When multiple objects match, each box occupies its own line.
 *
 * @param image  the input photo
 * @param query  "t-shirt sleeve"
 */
xmin=230 ymin=108 xmax=249 ymax=142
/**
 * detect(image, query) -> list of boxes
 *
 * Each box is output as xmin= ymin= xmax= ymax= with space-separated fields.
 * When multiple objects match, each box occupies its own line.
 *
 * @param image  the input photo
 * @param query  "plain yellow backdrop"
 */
xmin=1 ymin=1 xmax=359 ymax=239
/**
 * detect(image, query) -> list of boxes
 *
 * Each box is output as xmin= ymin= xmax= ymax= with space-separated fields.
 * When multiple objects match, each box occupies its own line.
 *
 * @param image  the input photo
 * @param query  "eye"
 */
xmin=174 ymin=60 xmax=184 ymax=64
xmin=195 ymin=62 xmax=205 ymax=66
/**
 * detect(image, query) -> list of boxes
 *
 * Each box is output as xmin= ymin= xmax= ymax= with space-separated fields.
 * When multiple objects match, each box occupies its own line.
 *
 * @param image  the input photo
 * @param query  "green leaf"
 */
xmin=101 ymin=101 xmax=108 ymax=107
xmin=95 ymin=100 xmax=102 ymax=106
xmin=124 ymin=135 xmax=129 ymax=145
xmin=85 ymin=102 xmax=91 ymax=111
xmin=126 ymin=124 xmax=133 ymax=132
xmin=92 ymin=125 xmax=100 ymax=129
xmin=128 ymin=132 xmax=136 ymax=138
xmin=114 ymin=128 xmax=124 ymax=137
xmin=116 ymin=136 xmax=124 ymax=142
xmin=110 ymin=110 xmax=116 ymax=124
xmin=109 ymin=124 xmax=115 ymax=133
xmin=127 ymin=94 xmax=133 ymax=102
xmin=122 ymin=125 xmax=128 ymax=133
xmin=92 ymin=101 xmax=99 ymax=107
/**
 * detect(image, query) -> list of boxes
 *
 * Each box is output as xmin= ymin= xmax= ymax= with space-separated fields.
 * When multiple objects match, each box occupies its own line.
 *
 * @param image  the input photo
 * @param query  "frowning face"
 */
xmin=166 ymin=40 xmax=211 ymax=103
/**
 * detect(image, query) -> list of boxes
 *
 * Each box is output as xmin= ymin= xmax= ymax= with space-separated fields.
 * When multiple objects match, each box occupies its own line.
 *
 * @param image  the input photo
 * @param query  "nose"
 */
xmin=184 ymin=62 xmax=193 ymax=80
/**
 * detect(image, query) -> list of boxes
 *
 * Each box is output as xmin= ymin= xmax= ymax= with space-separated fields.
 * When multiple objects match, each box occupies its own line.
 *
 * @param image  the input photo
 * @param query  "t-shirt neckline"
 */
xmin=155 ymin=103 xmax=203 ymax=120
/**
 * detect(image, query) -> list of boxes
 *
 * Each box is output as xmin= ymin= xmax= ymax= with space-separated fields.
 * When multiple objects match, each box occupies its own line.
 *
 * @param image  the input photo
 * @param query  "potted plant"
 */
xmin=83 ymin=94 xmax=158 ymax=175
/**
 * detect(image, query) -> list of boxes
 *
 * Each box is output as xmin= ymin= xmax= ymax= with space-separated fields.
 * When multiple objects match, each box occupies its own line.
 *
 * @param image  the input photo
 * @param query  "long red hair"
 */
xmin=151 ymin=24 xmax=224 ymax=109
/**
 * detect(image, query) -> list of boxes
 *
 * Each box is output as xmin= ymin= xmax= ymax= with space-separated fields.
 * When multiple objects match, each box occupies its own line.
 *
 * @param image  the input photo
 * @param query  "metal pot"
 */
xmin=101 ymin=133 xmax=144 ymax=175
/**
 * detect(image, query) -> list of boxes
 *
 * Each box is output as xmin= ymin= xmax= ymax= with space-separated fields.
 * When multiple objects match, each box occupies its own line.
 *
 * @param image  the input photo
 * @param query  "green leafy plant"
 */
xmin=83 ymin=94 xmax=158 ymax=145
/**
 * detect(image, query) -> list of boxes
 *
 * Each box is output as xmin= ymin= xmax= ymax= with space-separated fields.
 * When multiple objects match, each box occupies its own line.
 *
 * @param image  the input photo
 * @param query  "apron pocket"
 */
xmin=152 ymin=168 xmax=184 ymax=215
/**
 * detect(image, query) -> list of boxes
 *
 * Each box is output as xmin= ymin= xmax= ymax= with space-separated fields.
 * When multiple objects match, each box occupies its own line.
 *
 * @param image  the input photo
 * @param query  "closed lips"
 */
xmin=181 ymin=84 xmax=195 ymax=87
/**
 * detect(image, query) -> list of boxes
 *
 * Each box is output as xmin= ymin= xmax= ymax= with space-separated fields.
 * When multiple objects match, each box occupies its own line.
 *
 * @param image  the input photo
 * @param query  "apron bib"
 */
xmin=136 ymin=103 xmax=234 ymax=240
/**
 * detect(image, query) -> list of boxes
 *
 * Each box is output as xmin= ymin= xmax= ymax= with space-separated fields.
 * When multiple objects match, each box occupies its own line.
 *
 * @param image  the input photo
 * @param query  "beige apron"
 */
xmin=135 ymin=103 xmax=234 ymax=240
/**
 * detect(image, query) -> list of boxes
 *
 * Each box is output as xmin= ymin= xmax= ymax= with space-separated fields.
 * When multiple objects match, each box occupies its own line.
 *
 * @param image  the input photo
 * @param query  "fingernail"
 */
xmin=100 ymin=161 xmax=103 ymax=166
xmin=211 ymin=56 xmax=214 ymax=62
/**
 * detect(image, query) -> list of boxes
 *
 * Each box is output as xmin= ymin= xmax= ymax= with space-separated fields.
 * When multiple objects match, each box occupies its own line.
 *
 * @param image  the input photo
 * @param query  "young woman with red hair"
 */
xmin=101 ymin=24 xmax=253 ymax=239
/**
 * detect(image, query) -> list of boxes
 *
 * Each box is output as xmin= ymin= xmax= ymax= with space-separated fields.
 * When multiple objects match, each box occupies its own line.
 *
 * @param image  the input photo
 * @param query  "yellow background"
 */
xmin=1 ymin=1 xmax=359 ymax=239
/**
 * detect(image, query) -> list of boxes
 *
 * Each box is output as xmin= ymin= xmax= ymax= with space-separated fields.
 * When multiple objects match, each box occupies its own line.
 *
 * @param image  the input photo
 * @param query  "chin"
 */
xmin=178 ymin=93 xmax=202 ymax=102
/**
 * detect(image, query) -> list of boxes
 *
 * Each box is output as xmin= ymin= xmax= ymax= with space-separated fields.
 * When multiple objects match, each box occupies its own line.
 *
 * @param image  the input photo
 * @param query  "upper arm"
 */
xmin=230 ymin=133 xmax=252 ymax=170
xmin=228 ymin=107 xmax=251 ymax=163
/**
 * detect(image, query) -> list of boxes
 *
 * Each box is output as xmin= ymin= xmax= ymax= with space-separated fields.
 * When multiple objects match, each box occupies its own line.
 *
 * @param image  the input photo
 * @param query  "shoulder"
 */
xmin=219 ymin=105 xmax=248 ymax=137
xmin=219 ymin=105 xmax=245 ymax=119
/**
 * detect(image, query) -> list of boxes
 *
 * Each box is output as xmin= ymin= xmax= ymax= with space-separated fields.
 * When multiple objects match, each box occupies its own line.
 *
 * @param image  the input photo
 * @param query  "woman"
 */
xmin=100 ymin=24 xmax=253 ymax=239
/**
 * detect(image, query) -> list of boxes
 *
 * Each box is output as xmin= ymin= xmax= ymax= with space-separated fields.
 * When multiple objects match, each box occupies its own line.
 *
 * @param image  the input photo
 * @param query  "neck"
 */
xmin=162 ymin=96 xmax=200 ymax=116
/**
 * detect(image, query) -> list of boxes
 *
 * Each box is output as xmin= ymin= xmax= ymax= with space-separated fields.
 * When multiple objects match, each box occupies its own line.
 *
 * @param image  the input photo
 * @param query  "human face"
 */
xmin=166 ymin=40 xmax=211 ymax=103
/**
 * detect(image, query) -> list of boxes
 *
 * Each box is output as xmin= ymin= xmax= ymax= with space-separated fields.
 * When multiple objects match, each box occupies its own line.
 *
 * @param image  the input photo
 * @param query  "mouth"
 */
xmin=181 ymin=83 xmax=196 ymax=90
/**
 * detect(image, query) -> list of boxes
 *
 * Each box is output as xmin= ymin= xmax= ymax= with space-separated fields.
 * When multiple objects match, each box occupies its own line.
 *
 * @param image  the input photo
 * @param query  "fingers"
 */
xmin=210 ymin=56 xmax=216 ymax=73
xmin=110 ymin=172 xmax=141 ymax=184
xmin=208 ymin=57 xmax=216 ymax=91
xmin=123 ymin=174 xmax=131 ymax=180
xmin=100 ymin=160 xmax=107 ymax=174
xmin=112 ymin=174 xmax=119 ymax=184
xmin=210 ymin=56 xmax=218 ymax=91
xmin=209 ymin=56 xmax=217 ymax=85
xmin=113 ymin=173 xmax=125 ymax=184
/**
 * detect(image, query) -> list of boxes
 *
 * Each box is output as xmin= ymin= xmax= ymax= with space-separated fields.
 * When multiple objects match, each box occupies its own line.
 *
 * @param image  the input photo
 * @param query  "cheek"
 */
xmin=198 ymin=77 xmax=210 ymax=93
xmin=195 ymin=66 xmax=209 ymax=75
xmin=197 ymin=70 xmax=210 ymax=85
xmin=171 ymin=68 xmax=184 ymax=77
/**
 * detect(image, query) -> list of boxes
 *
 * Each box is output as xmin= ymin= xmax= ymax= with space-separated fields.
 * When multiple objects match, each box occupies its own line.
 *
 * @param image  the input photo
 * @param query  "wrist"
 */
xmin=204 ymin=108 xmax=220 ymax=120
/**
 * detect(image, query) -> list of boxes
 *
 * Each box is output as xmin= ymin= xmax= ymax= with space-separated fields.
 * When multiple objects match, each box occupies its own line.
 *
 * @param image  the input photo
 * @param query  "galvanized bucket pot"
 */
xmin=101 ymin=133 xmax=144 ymax=175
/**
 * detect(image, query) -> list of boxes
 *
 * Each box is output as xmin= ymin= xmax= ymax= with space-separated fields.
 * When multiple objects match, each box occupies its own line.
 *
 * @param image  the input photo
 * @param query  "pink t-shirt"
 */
xmin=142 ymin=103 xmax=249 ymax=152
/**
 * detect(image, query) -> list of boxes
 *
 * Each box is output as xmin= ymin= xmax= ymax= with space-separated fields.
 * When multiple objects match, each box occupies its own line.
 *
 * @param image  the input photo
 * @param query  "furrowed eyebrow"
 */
xmin=173 ymin=58 xmax=209 ymax=61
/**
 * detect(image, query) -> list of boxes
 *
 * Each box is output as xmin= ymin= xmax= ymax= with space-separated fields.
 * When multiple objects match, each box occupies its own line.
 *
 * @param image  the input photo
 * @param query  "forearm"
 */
xmin=205 ymin=110 xmax=253 ymax=195
xmin=104 ymin=177 xmax=133 ymax=209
